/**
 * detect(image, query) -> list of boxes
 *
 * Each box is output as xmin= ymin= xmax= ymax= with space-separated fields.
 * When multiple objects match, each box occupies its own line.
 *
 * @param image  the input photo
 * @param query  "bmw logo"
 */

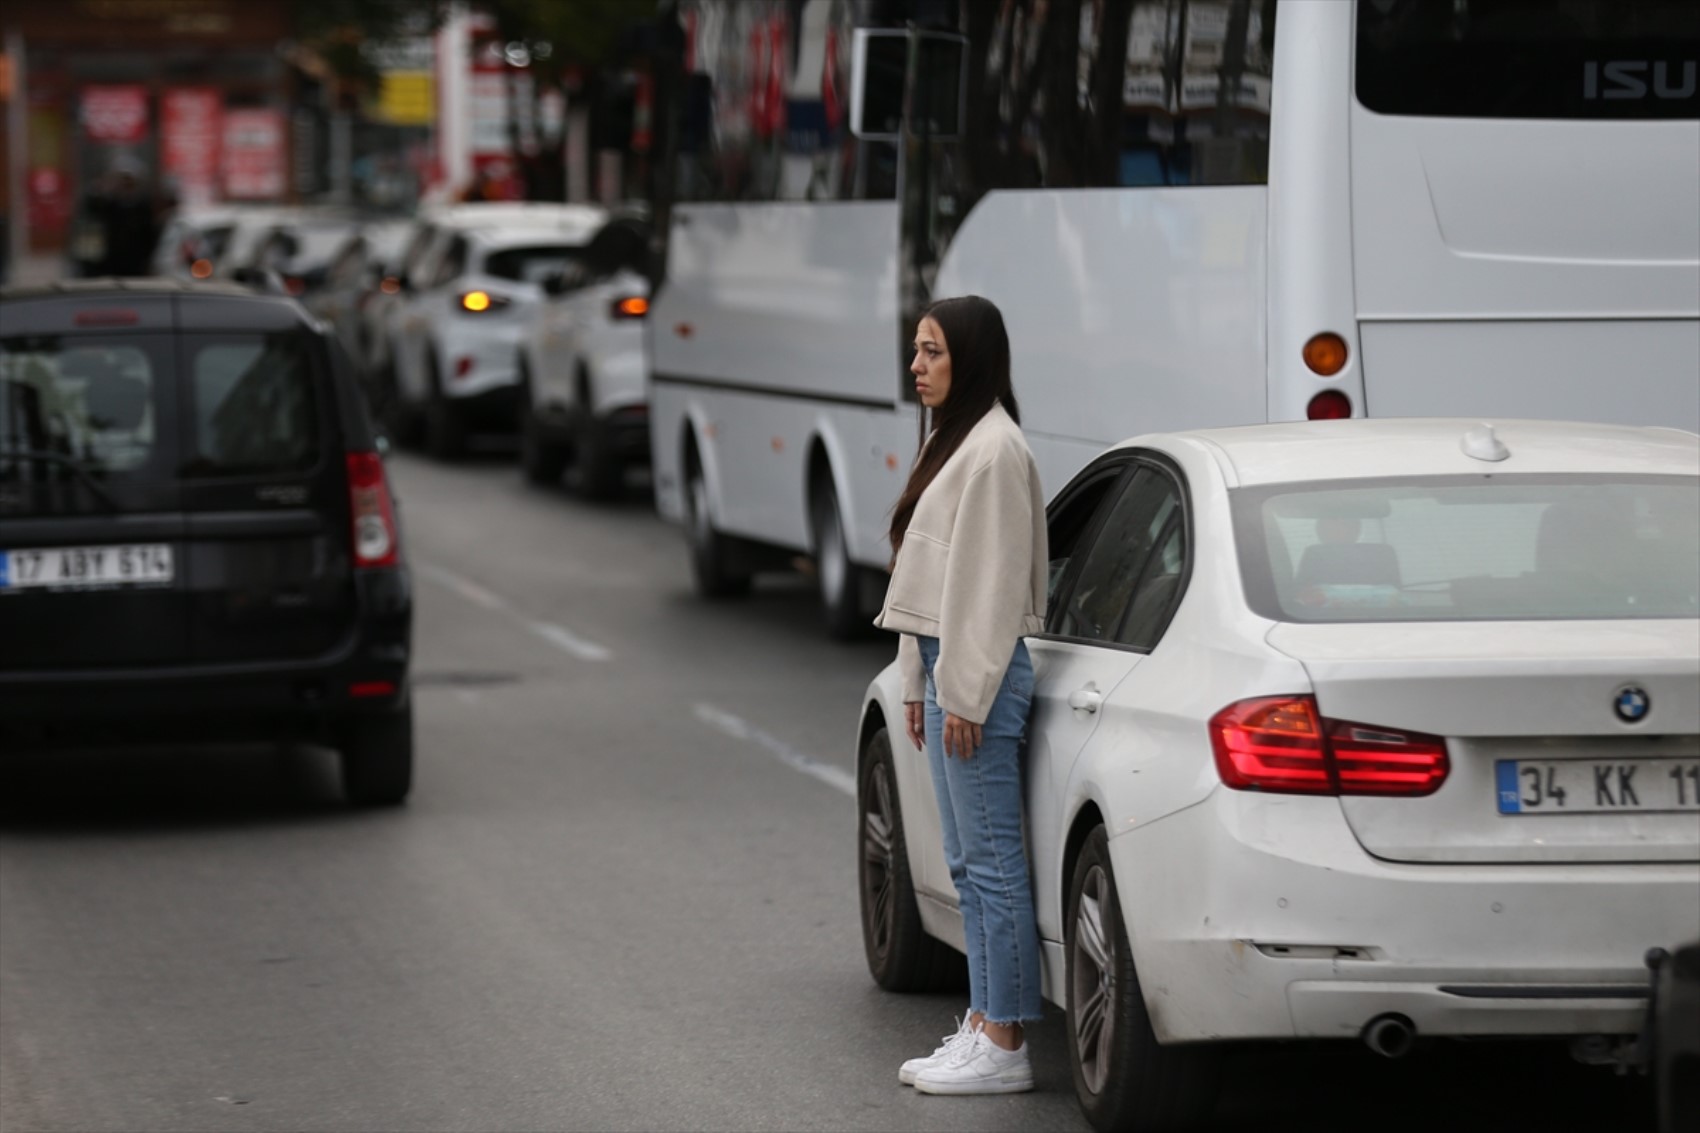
xmin=1614 ymin=686 xmax=1650 ymax=724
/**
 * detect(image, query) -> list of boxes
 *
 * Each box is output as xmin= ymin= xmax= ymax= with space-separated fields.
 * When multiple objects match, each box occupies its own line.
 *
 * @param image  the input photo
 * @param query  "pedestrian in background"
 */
xmin=875 ymin=294 xmax=1048 ymax=1095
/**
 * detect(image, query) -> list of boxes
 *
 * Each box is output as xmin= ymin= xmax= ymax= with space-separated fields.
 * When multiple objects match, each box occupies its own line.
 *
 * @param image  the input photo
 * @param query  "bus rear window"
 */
xmin=188 ymin=336 xmax=320 ymax=475
xmin=1356 ymin=0 xmax=1699 ymax=119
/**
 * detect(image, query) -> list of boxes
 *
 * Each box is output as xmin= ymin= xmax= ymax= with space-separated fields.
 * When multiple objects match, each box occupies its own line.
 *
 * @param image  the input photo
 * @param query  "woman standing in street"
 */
xmin=875 ymin=295 xmax=1048 ymax=1095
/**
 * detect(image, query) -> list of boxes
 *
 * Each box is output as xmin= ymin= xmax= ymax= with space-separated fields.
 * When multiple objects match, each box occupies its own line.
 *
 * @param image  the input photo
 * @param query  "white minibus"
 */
xmin=647 ymin=0 xmax=1700 ymax=636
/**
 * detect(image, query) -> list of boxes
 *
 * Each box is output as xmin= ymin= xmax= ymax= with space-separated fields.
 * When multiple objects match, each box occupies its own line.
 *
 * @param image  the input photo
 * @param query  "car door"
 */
xmin=176 ymin=322 xmax=356 ymax=663
xmin=907 ymin=457 xmax=1133 ymax=905
xmin=1026 ymin=459 xmax=1191 ymax=943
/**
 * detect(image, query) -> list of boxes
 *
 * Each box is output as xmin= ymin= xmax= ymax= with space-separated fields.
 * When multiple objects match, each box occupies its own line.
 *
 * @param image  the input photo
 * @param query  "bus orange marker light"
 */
xmin=1303 ymin=332 xmax=1349 ymax=377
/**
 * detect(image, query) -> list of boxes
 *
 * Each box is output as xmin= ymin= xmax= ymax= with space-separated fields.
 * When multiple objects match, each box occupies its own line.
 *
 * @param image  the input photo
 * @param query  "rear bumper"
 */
xmin=0 ymin=570 xmax=411 ymax=746
xmin=1111 ymin=789 xmax=1700 ymax=1043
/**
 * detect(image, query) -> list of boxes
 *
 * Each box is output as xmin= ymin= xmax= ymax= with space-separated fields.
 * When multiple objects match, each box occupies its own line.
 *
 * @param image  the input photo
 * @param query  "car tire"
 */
xmin=683 ymin=449 xmax=751 ymax=598
xmin=859 ymin=725 xmax=964 ymax=992
xmin=518 ymin=367 xmax=569 ymax=486
xmin=424 ymin=357 xmax=465 ymax=461
xmin=1066 ymin=826 xmax=1219 ymax=1132
xmin=378 ymin=360 xmax=422 ymax=448
xmin=811 ymin=475 xmax=866 ymax=640
xmin=339 ymin=698 xmax=414 ymax=807
xmin=572 ymin=370 xmax=623 ymax=501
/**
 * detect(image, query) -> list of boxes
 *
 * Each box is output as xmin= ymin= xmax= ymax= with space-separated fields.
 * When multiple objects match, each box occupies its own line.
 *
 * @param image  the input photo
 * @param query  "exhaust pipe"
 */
xmin=1362 ymin=1013 xmax=1416 ymax=1059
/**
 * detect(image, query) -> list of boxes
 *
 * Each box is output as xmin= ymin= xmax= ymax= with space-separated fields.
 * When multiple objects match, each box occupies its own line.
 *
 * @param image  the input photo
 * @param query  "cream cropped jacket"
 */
xmin=874 ymin=404 xmax=1047 ymax=724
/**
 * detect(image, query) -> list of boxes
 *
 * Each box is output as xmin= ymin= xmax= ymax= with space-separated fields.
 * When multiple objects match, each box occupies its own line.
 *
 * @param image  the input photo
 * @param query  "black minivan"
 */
xmin=0 ymin=279 xmax=413 ymax=806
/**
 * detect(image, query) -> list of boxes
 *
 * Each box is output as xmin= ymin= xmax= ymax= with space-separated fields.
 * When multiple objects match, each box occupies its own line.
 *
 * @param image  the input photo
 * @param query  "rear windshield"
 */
xmin=1 ymin=335 xmax=168 ymax=483
xmin=483 ymin=244 xmax=586 ymax=284
xmin=1234 ymin=475 xmax=1700 ymax=622
xmin=186 ymin=335 xmax=320 ymax=475
xmin=1356 ymin=0 xmax=1700 ymax=119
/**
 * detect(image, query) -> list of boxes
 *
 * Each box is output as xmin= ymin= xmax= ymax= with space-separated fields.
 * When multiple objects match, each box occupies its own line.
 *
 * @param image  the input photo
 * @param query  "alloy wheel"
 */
xmin=1071 ymin=863 xmax=1117 ymax=1096
xmin=861 ymin=758 xmax=897 ymax=963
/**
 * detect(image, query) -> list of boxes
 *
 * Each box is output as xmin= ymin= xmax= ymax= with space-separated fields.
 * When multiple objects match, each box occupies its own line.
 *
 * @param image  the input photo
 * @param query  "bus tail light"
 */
xmin=1307 ymin=390 xmax=1352 ymax=420
xmin=1303 ymin=332 xmax=1349 ymax=376
xmin=1210 ymin=696 xmax=1448 ymax=797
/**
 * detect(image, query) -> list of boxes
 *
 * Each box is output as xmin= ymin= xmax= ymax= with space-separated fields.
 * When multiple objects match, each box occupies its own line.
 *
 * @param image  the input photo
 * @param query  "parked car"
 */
xmin=149 ymin=204 xmax=250 ymax=279
xmin=0 ymin=278 xmax=414 ymax=806
xmin=854 ymin=417 xmax=1700 ymax=1131
xmin=363 ymin=203 xmax=601 ymax=395
xmin=518 ymin=214 xmax=652 ymax=497
xmin=244 ymin=213 xmax=368 ymax=298
xmin=306 ymin=218 xmax=414 ymax=373
xmin=387 ymin=205 xmax=607 ymax=459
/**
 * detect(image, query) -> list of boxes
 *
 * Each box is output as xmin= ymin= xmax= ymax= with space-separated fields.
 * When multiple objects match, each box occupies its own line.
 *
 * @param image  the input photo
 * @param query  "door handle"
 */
xmin=1068 ymin=685 xmax=1103 ymax=714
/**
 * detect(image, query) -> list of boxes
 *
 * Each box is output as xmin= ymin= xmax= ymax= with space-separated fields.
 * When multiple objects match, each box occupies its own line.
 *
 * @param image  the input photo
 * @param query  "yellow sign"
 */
xmin=376 ymin=72 xmax=435 ymax=127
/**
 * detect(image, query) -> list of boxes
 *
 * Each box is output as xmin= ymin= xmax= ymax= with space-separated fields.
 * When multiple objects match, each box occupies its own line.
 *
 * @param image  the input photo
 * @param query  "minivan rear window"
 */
xmin=187 ymin=336 xmax=320 ymax=475
xmin=1 ymin=336 xmax=165 ymax=479
xmin=1356 ymin=0 xmax=1700 ymax=120
xmin=1234 ymin=475 xmax=1700 ymax=622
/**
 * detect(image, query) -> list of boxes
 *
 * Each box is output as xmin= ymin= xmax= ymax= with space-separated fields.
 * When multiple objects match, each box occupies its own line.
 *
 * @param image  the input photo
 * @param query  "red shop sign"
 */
xmin=162 ymin=88 xmax=223 ymax=205
xmin=82 ymin=85 xmax=150 ymax=143
xmin=222 ymin=107 xmax=285 ymax=200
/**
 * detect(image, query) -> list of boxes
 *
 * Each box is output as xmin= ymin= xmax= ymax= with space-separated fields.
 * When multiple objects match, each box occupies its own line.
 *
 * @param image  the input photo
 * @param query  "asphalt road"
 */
xmin=0 ymin=452 xmax=1657 ymax=1132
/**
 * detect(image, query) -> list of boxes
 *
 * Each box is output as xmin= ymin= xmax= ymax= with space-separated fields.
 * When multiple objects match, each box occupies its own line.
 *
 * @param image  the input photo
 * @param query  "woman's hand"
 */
xmin=943 ymin=712 xmax=983 ymax=760
xmin=905 ymin=702 xmax=925 ymax=750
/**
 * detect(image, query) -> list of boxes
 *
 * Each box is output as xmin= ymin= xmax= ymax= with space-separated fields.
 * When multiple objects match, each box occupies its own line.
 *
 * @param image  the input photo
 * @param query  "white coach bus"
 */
xmin=646 ymin=0 xmax=1700 ymax=636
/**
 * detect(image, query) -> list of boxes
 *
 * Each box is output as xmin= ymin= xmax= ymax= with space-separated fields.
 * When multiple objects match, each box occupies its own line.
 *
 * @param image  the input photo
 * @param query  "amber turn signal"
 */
xmin=1302 ymin=332 xmax=1349 ymax=376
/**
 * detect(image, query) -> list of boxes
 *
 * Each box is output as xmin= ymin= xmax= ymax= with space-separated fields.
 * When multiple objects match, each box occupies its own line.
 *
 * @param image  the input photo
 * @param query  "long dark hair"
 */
xmin=887 ymin=295 xmax=1020 ymax=560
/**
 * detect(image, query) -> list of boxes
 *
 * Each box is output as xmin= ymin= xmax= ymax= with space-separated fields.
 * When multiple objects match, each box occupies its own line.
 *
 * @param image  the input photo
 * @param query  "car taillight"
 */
xmin=345 ymin=452 xmax=400 ymax=568
xmin=1210 ymin=695 xmax=1448 ymax=797
xmin=609 ymin=295 xmax=649 ymax=320
xmin=459 ymin=290 xmax=510 ymax=313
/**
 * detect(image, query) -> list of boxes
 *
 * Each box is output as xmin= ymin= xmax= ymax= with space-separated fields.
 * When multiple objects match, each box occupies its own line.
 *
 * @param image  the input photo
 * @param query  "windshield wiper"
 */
xmin=0 ymin=448 xmax=123 ymax=511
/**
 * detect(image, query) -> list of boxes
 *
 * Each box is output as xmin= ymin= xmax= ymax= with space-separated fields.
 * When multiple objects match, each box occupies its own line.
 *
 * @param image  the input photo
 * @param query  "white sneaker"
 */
xmin=913 ymin=1027 xmax=1034 ymax=1095
xmin=899 ymin=1013 xmax=976 ymax=1086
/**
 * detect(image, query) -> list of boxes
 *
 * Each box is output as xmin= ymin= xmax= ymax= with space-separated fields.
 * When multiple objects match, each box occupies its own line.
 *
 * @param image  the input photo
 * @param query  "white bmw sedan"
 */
xmin=855 ymin=418 xmax=1699 ymax=1131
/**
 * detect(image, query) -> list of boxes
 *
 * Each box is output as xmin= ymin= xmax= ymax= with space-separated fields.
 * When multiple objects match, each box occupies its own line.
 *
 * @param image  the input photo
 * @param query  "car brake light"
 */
xmin=610 ymin=295 xmax=649 ymax=320
xmin=282 ymin=275 xmax=307 ymax=296
xmin=1306 ymin=390 xmax=1352 ymax=420
xmin=74 ymin=309 xmax=139 ymax=327
xmin=345 ymin=452 xmax=400 ymax=568
xmin=190 ymin=258 xmax=214 ymax=279
xmin=1210 ymin=696 xmax=1448 ymax=797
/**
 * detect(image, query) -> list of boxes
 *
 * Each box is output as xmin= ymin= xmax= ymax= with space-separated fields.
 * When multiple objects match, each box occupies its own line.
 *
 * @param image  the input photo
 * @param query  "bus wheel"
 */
xmin=684 ymin=452 xmax=751 ymax=598
xmin=811 ymin=475 xmax=865 ymax=639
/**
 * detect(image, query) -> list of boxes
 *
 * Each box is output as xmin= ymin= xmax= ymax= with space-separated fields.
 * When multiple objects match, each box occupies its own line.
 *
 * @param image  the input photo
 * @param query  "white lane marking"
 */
xmin=694 ymin=703 xmax=857 ymax=798
xmin=531 ymin=622 xmax=613 ymax=663
xmin=418 ymin=561 xmax=612 ymax=663
xmin=416 ymin=562 xmax=505 ymax=611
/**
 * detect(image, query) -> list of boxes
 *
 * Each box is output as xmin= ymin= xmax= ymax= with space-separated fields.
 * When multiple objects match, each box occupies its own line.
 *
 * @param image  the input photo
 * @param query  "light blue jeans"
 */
xmin=916 ymin=635 xmax=1044 ymax=1024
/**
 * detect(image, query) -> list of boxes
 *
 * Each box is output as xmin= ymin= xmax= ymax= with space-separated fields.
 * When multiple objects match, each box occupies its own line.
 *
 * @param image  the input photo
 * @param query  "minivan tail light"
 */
xmin=1210 ymin=696 xmax=1448 ymax=797
xmin=345 ymin=452 xmax=400 ymax=568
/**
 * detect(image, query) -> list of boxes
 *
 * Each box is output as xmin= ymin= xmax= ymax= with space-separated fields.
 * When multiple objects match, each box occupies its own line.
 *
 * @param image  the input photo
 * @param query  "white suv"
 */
xmin=387 ymin=205 xmax=606 ymax=459
xmin=517 ymin=215 xmax=652 ymax=498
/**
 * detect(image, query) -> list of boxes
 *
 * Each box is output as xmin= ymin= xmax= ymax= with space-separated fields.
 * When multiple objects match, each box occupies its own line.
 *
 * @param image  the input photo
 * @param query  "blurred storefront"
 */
xmin=0 ymin=0 xmax=294 ymax=258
